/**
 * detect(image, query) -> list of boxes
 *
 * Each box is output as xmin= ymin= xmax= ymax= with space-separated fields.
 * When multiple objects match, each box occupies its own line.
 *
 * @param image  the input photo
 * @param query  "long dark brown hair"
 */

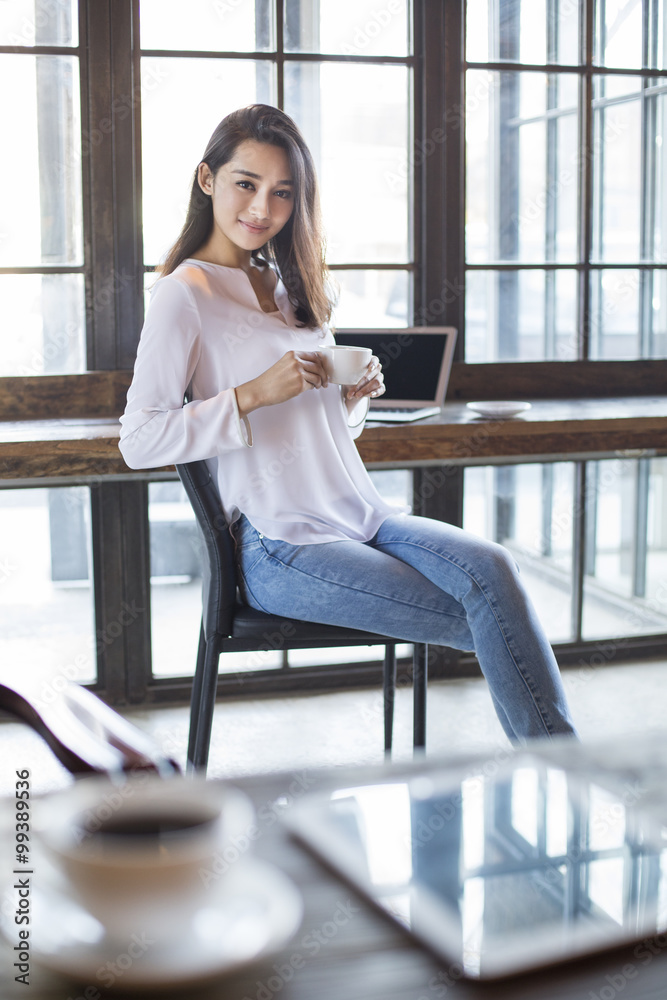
xmin=160 ymin=105 xmax=333 ymax=329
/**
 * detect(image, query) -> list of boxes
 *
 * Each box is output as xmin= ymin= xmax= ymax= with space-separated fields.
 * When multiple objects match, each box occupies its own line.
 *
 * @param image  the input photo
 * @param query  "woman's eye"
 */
xmin=275 ymin=189 xmax=292 ymax=199
xmin=237 ymin=180 xmax=254 ymax=190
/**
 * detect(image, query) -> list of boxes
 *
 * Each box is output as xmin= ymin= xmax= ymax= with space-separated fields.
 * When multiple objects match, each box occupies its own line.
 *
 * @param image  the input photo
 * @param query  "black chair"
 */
xmin=176 ymin=460 xmax=429 ymax=774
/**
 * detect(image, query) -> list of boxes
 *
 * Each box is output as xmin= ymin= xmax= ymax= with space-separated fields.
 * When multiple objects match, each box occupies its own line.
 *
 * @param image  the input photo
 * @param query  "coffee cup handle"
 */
xmin=0 ymin=672 xmax=180 ymax=777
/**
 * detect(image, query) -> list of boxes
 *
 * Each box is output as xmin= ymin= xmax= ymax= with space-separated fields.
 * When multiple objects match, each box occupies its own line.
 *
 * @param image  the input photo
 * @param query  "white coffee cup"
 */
xmin=35 ymin=774 xmax=254 ymax=943
xmin=318 ymin=345 xmax=372 ymax=385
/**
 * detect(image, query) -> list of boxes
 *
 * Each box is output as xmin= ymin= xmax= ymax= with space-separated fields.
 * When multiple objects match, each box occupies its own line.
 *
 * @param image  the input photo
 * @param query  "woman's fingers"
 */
xmin=296 ymin=351 xmax=328 ymax=389
xmin=347 ymin=355 xmax=385 ymax=399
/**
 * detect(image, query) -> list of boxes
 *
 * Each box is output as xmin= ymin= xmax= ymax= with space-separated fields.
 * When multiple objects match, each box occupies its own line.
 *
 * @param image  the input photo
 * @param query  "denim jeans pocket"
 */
xmin=232 ymin=515 xmax=266 ymax=577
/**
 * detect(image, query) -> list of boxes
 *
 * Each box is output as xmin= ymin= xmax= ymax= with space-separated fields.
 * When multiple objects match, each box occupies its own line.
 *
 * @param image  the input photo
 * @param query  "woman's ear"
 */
xmin=197 ymin=162 xmax=214 ymax=195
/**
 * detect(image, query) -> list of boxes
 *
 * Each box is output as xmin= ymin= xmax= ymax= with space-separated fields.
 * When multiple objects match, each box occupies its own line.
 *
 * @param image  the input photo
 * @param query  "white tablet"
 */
xmin=285 ymin=752 xmax=667 ymax=981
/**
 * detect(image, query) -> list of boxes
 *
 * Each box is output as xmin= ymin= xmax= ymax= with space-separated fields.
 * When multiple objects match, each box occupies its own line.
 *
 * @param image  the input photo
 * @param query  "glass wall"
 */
xmin=463 ymin=456 xmax=667 ymax=647
xmin=0 ymin=487 xmax=96 ymax=688
xmin=0 ymin=0 xmax=85 ymax=375
xmin=465 ymin=0 xmax=667 ymax=362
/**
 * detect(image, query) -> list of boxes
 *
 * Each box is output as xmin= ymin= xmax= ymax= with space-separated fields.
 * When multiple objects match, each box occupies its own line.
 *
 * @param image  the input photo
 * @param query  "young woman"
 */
xmin=120 ymin=104 xmax=578 ymax=745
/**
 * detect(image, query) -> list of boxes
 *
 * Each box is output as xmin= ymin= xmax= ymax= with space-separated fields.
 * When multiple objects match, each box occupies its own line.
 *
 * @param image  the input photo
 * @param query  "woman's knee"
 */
xmin=471 ymin=537 xmax=521 ymax=589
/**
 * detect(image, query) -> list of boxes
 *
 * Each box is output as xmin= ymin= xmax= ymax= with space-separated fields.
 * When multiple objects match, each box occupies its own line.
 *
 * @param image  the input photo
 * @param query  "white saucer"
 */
xmin=2 ymin=857 xmax=302 ymax=991
xmin=466 ymin=400 xmax=532 ymax=419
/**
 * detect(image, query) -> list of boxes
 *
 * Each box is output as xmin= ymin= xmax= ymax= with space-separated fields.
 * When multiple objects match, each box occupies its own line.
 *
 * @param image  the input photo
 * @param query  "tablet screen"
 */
xmin=287 ymin=754 xmax=667 ymax=980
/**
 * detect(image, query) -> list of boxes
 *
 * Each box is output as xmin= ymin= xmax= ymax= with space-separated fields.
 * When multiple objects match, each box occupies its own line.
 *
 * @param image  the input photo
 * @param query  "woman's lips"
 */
xmin=239 ymin=220 xmax=268 ymax=235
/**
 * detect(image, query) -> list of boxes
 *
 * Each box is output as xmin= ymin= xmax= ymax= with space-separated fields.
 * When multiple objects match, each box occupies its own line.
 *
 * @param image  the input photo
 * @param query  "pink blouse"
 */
xmin=119 ymin=260 xmax=400 ymax=544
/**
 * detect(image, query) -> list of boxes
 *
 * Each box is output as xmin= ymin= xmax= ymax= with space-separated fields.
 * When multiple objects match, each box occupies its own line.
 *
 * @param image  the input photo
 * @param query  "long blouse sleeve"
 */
xmin=119 ymin=276 xmax=251 ymax=470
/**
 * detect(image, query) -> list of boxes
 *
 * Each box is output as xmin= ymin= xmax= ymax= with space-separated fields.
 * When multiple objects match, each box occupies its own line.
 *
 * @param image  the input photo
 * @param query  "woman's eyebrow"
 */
xmin=231 ymin=168 xmax=293 ymax=185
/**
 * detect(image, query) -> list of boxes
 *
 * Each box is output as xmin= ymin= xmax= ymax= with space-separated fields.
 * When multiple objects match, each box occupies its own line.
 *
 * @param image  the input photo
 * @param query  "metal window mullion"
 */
xmin=506 ymin=104 xmax=579 ymax=128
xmin=0 ymin=44 xmax=78 ymax=54
xmin=639 ymin=0 xmax=658 ymax=359
xmin=410 ymin=0 xmax=463 ymax=682
xmin=465 ymin=260 xmax=667 ymax=270
xmin=276 ymin=0 xmax=284 ymax=107
xmin=583 ymin=462 xmax=598 ymax=578
xmin=578 ymin=0 xmax=595 ymax=360
xmin=81 ymin=0 xmax=115 ymax=369
xmin=541 ymin=465 xmax=555 ymax=558
xmin=113 ymin=0 xmax=144 ymax=369
xmin=592 ymin=82 xmax=667 ymax=108
xmin=571 ymin=461 xmax=587 ymax=643
xmin=0 ymin=266 xmax=85 ymax=275
xmin=633 ymin=458 xmax=650 ymax=599
xmin=545 ymin=66 xmax=559 ymax=356
xmin=639 ymin=86 xmax=657 ymax=357
xmin=254 ymin=0 xmax=273 ymax=101
xmin=83 ymin=1 xmax=152 ymax=703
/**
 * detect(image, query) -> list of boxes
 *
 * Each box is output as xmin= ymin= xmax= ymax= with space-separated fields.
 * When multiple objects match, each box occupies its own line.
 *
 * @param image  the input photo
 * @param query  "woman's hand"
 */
xmin=235 ymin=351 xmax=328 ymax=417
xmin=344 ymin=355 xmax=385 ymax=401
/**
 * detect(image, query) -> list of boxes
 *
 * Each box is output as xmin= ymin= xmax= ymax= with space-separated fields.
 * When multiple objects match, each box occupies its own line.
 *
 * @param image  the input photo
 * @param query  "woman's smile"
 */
xmin=239 ymin=219 xmax=269 ymax=234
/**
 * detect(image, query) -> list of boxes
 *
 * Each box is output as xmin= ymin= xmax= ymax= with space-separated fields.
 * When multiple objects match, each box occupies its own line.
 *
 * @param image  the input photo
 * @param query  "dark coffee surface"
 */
xmin=85 ymin=813 xmax=214 ymax=839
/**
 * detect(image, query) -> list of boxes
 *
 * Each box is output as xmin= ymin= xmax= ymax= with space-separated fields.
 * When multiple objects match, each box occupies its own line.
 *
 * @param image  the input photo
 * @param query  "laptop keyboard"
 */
xmin=369 ymin=406 xmax=441 ymax=423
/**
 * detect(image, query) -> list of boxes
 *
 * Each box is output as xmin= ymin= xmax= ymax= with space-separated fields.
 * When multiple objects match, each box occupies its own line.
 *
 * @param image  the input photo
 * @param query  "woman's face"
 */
xmin=198 ymin=139 xmax=295 ymax=260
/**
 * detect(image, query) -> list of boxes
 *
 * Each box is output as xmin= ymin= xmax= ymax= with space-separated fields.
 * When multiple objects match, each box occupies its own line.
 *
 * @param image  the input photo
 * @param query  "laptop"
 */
xmin=333 ymin=327 xmax=457 ymax=422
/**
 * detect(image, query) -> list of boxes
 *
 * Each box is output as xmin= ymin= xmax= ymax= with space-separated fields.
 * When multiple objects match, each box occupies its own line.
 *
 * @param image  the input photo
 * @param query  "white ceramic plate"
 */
xmin=2 ymin=857 xmax=303 ymax=991
xmin=466 ymin=400 xmax=532 ymax=419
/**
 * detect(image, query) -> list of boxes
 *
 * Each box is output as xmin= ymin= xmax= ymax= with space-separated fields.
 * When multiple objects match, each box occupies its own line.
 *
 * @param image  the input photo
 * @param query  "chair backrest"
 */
xmin=176 ymin=460 xmax=237 ymax=640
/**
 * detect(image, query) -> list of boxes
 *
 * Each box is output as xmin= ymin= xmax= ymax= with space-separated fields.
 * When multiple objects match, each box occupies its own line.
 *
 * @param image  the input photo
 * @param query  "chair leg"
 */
xmin=413 ymin=642 xmax=428 ymax=753
xmin=187 ymin=625 xmax=220 ymax=775
xmin=186 ymin=620 xmax=206 ymax=772
xmin=383 ymin=644 xmax=397 ymax=756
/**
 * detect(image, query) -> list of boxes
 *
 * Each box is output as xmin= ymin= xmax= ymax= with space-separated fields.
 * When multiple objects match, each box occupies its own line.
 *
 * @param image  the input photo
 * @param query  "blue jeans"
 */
xmin=232 ymin=512 xmax=578 ymax=744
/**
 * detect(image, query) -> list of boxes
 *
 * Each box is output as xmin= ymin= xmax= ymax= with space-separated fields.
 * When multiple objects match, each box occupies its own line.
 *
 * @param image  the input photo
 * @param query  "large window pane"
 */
xmin=582 ymin=458 xmax=667 ymax=639
xmin=141 ymin=58 xmax=275 ymax=266
xmin=0 ymin=0 xmax=78 ymax=46
xmin=285 ymin=0 xmax=409 ymax=56
xmin=466 ymin=71 xmax=579 ymax=264
xmin=465 ymin=268 xmax=578 ymax=361
xmin=285 ymin=62 xmax=410 ymax=264
xmin=592 ymin=77 xmax=644 ymax=262
xmin=331 ymin=270 xmax=409 ymax=327
xmin=148 ymin=481 xmax=203 ymax=679
xmin=0 ymin=487 xmax=96 ymax=687
xmin=590 ymin=268 xmax=637 ymax=358
xmin=0 ymin=274 xmax=84 ymax=376
xmin=466 ymin=0 xmax=581 ymax=66
xmin=140 ymin=0 xmax=273 ymax=52
xmin=593 ymin=0 xmax=664 ymax=69
xmin=592 ymin=78 xmax=667 ymax=263
xmin=590 ymin=268 xmax=667 ymax=358
xmin=0 ymin=54 xmax=82 ymax=266
xmin=463 ymin=463 xmax=576 ymax=643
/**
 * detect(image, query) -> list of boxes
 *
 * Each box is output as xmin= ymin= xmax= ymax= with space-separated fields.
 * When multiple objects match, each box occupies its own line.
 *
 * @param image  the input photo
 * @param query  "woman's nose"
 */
xmin=249 ymin=192 xmax=270 ymax=220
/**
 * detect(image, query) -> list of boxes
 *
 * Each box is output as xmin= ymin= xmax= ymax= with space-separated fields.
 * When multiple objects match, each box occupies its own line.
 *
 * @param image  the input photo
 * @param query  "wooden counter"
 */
xmin=1 ymin=398 xmax=666 ymax=484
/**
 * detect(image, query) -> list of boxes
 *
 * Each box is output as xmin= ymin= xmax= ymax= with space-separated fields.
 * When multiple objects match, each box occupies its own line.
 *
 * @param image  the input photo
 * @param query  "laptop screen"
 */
xmin=333 ymin=329 xmax=456 ymax=405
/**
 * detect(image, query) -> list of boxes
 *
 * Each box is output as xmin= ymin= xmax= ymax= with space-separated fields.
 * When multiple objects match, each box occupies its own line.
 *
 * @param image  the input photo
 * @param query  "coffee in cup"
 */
xmin=318 ymin=345 xmax=372 ymax=385
xmin=35 ymin=774 xmax=254 ymax=943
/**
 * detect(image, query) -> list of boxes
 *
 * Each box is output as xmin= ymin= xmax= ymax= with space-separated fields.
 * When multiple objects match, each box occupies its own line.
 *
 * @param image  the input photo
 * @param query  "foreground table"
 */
xmin=3 ymin=735 xmax=667 ymax=1000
